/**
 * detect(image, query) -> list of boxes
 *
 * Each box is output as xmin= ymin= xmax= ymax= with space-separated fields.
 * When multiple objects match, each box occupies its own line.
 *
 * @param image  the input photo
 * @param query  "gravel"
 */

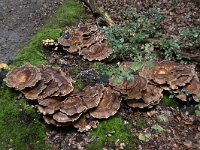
xmin=0 ymin=0 xmax=63 ymax=63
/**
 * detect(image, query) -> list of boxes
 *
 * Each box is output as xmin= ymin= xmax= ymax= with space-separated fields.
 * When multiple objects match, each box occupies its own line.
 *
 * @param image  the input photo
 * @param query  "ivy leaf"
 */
xmin=151 ymin=124 xmax=164 ymax=133
xmin=195 ymin=110 xmax=200 ymax=117
xmin=159 ymin=114 xmax=168 ymax=122
xmin=138 ymin=133 xmax=146 ymax=141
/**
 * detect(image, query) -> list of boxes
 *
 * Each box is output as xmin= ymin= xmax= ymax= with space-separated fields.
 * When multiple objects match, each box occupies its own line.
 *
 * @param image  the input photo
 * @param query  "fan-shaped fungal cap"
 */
xmin=90 ymin=87 xmax=121 ymax=119
xmin=44 ymin=66 xmax=74 ymax=96
xmin=126 ymin=99 xmax=150 ymax=108
xmin=53 ymin=112 xmax=81 ymax=123
xmin=109 ymin=75 xmax=147 ymax=99
xmin=142 ymin=84 xmax=163 ymax=105
xmin=36 ymin=97 xmax=62 ymax=115
xmin=168 ymin=65 xmax=195 ymax=89
xmin=22 ymin=81 xmax=47 ymax=100
xmin=38 ymin=79 xmax=60 ymax=99
xmin=58 ymin=29 xmax=83 ymax=53
xmin=37 ymin=105 xmax=58 ymax=115
xmin=79 ymin=41 xmax=113 ymax=61
xmin=78 ymin=23 xmax=97 ymax=36
xmin=5 ymin=64 xmax=41 ymax=90
xmin=77 ymin=84 xmax=104 ymax=109
xmin=22 ymin=66 xmax=54 ymax=100
xmin=60 ymin=96 xmax=86 ymax=116
xmin=73 ymin=115 xmax=98 ymax=132
xmin=177 ymin=78 xmax=200 ymax=102
xmin=43 ymin=115 xmax=71 ymax=126
xmin=126 ymin=84 xmax=163 ymax=108
xmin=139 ymin=61 xmax=175 ymax=84
xmin=139 ymin=61 xmax=196 ymax=89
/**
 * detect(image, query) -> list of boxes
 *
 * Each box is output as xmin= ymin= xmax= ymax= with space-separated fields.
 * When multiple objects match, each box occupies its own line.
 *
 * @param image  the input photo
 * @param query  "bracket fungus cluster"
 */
xmin=109 ymin=61 xmax=200 ymax=109
xmin=5 ymin=64 xmax=121 ymax=132
xmin=57 ymin=22 xmax=113 ymax=61
xmin=4 ymin=61 xmax=200 ymax=132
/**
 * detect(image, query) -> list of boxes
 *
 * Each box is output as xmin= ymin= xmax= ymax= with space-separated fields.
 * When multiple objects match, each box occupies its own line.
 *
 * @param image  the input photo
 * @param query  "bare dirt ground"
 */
xmin=0 ymin=0 xmax=63 ymax=64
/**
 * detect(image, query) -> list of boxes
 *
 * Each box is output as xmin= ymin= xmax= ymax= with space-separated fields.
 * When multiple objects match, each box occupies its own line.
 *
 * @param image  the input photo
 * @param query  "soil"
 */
xmin=0 ymin=0 xmax=63 ymax=64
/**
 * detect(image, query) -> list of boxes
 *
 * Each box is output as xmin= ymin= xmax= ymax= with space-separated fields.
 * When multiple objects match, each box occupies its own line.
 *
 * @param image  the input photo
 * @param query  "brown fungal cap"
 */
xmin=36 ymin=105 xmax=57 ymax=115
xmin=22 ymin=81 xmax=47 ymax=100
xmin=177 ymin=78 xmax=200 ymax=102
xmin=60 ymin=96 xmax=86 ymax=116
xmin=53 ymin=112 xmax=81 ymax=123
xmin=22 ymin=66 xmax=54 ymax=100
xmin=109 ymin=75 xmax=147 ymax=99
xmin=43 ymin=115 xmax=71 ymax=126
xmin=79 ymin=40 xmax=113 ymax=61
xmin=73 ymin=115 xmax=98 ymax=132
xmin=126 ymin=84 xmax=163 ymax=108
xmin=90 ymin=87 xmax=121 ymax=119
xmin=38 ymin=79 xmax=60 ymax=99
xmin=36 ymin=97 xmax=62 ymax=115
xmin=78 ymin=84 xmax=104 ymax=109
xmin=139 ymin=61 xmax=175 ymax=84
xmin=44 ymin=66 xmax=74 ymax=96
xmin=139 ymin=61 xmax=195 ymax=89
xmin=142 ymin=84 xmax=163 ymax=105
xmin=126 ymin=99 xmax=150 ymax=108
xmin=78 ymin=23 xmax=97 ymax=36
xmin=58 ymin=29 xmax=82 ymax=53
xmin=168 ymin=65 xmax=195 ymax=89
xmin=5 ymin=64 xmax=41 ymax=90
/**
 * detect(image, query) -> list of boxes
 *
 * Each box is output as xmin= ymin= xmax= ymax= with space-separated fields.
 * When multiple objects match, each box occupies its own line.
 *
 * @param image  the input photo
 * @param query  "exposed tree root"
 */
xmin=80 ymin=0 xmax=115 ymax=26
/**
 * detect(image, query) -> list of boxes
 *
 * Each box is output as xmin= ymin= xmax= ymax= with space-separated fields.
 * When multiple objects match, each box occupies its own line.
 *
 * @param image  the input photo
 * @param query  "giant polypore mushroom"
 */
xmin=60 ymin=96 xmax=86 ymax=116
xmin=5 ymin=64 xmax=41 ymax=90
xmin=73 ymin=114 xmax=98 ymax=132
xmin=22 ymin=65 xmax=54 ymax=100
xmin=139 ymin=61 xmax=196 ymax=90
xmin=109 ymin=75 xmax=147 ymax=100
xmin=76 ymin=84 xmax=105 ymax=109
xmin=176 ymin=77 xmax=200 ymax=102
xmin=44 ymin=66 xmax=74 ymax=97
xmin=53 ymin=112 xmax=81 ymax=123
xmin=79 ymin=40 xmax=113 ymax=61
xmin=36 ymin=97 xmax=63 ymax=115
xmin=90 ymin=87 xmax=121 ymax=119
xmin=58 ymin=29 xmax=83 ymax=53
xmin=78 ymin=22 xmax=97 ymax=36
xmin=126 ymin=84 xmax=163 ymax=108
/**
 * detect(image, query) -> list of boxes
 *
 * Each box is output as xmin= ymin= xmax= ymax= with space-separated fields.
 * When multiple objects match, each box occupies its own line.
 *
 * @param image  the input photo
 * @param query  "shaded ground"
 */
xmin=0 ymin=0 xmax=63 ymax=64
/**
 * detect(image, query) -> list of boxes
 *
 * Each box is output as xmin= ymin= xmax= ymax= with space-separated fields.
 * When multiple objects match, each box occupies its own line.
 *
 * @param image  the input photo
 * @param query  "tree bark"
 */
xmin=80 ymin=0 xmax=115 ymax=26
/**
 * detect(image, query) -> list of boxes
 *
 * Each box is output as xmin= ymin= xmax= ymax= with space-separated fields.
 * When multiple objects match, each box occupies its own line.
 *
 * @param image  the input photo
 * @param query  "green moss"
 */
xmin=94 ymin=62 xmax=119 ymax=76
xmin=70 ymin=66 xmax=81 ymax=74
xmin=87 ymin=115 xmax=138 ymax=150
xmin=0 ymin=85 xmax=49 ymax=150
xmin=135 ymin=118 xmax=146 ymax=129
xmin=73 ymin=78 xmax=86 ymax=90
xmin=161 ymin=94 xmax=180 ymax=107
xmin=0 ymin=0 xmax=84 ymax=149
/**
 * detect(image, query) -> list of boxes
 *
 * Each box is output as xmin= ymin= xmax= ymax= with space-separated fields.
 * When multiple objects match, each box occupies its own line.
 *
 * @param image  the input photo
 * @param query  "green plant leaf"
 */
xmin=151 ymin=124 xmax=164 ymax=133
xmin=138 ymin=133 xmax=146 ymax=141
xmin=159 ymin=114 xmax=168 ymax=122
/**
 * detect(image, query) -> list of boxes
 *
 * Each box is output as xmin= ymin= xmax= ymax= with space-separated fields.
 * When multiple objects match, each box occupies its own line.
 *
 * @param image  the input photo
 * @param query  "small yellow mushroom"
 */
xmin=0 ymin=63 xmax=10 ymax=71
